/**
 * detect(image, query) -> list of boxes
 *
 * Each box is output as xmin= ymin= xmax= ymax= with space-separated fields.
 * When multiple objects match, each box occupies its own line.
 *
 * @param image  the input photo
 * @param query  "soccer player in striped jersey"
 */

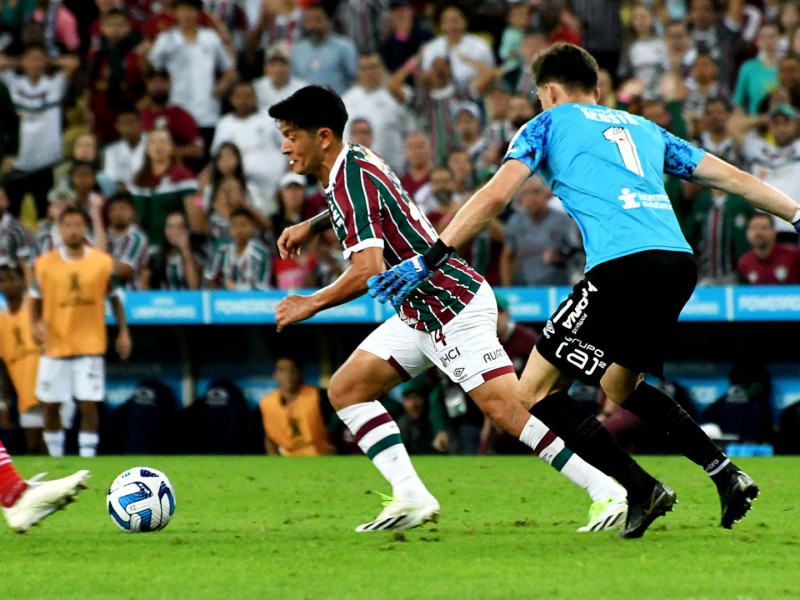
xmin=270 ymin=85 xmax=627 ymax=533
xmin=0 ymin=186 xmax=35 ymax=282
xmin=372 ymin=44 xmax=800 ymax=537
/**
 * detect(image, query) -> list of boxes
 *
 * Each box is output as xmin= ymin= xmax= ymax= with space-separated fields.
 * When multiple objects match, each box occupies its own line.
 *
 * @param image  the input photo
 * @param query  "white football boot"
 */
xmin=576 ymin=497 xmax=628 ymax=532
xmin=356 ymin=491 xmax=440 ymax=532
xmin=3 ymin=470 xmax=91 ymax=533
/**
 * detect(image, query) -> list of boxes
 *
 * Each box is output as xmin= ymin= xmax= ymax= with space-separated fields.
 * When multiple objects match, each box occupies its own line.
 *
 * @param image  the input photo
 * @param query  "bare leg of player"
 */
xmin=328 ymin=350 xmax=439 ymax=532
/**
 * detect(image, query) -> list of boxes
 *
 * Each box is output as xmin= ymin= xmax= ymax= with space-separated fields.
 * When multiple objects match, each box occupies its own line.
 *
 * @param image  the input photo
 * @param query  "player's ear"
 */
xmin=317 ymin=127 xmax=334 ymax=150
xmin=593 ymin=87 xmax=601 ymax=102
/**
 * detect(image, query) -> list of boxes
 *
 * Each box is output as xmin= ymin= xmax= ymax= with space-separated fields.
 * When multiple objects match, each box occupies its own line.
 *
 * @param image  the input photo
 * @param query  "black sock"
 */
xmin=531 ymin=391 xmax=658 ymax=503
xmin=622 ymin=382 xmax=737 ymax=485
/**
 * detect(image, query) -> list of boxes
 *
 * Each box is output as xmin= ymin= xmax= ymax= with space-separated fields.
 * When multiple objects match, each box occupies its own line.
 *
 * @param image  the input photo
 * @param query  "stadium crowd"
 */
xmin=2 ymin=0 xmax=800 ymax=457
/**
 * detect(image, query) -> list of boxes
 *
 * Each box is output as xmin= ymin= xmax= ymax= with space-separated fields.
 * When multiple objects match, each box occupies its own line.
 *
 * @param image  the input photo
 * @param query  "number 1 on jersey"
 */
xmin=603 ymin=127 xmax=644 ymax=176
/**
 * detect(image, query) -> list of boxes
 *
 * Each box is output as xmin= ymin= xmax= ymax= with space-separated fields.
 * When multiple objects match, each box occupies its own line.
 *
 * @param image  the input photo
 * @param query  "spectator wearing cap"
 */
xmin=500 ymin=175 xmax=573 ymax=287
xmin=86 ymin=8 xmax=145 ymax=144
xmin=148 ymin=0 xmax=238 ymax=152
xmin=253 ymin=44 xmax=308 ymax=111
xmin=107 ymin=190 xmax=149 ymax=289
xmin=420 ymin=1 xmax=494 ymax=90
xmin=453 ymin=101 xmax=488 ymax=167
xmin=342 ymin=51 xmax=412 ymax=173
xmin=738 ymin=213 xmax=800 ymax=285
xmin=272 ymin=172 xmax=316 ymax=290
xmin=102 ymin=107 xmax=148 ymax=190
xmin=139 ymin=69 xmax=205 ymax=168
xmin=733 ymin=22 xmax=782 ymax=115
xmin=211 ymin=80 xmax=285 ymax=216
xmin=0 ymin=186 xmax=34 ymax=282
xmin=378 ymin=0 xmax=433 ymax=74
xmin=291 ymin=4 xmax=357 ymax=95
xmin=730 ymin=103 xmax=800 ymax=242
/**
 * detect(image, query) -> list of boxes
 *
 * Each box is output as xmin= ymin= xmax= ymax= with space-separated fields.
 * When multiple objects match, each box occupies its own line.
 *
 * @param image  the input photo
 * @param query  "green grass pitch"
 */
xmin=2 ymin=455 xmax=797 ymax=599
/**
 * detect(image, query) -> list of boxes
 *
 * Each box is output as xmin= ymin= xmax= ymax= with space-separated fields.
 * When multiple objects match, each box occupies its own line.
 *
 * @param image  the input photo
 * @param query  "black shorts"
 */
xmin=536 ymin=250 xmax=697 ymax=385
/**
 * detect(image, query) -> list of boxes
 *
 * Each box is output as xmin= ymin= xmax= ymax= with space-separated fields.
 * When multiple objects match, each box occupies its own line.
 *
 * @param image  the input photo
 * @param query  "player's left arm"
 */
xmin=275 ymin=246 xmax=384 ymax=332
xmin=691 ymin=154 xmax=800 ymax=226
xmin=108 ymin=288 xmax=132 ymax=361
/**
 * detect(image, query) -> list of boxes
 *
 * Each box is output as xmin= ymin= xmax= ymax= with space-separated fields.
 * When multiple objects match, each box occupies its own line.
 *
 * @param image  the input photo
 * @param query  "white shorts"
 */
xmin=359 ymin=281 xmax=515 ymax=392
xmin=35 ymin=355 xmax=106 ymax=403
xmin=19 ymin=405 xmax=44 ymax=429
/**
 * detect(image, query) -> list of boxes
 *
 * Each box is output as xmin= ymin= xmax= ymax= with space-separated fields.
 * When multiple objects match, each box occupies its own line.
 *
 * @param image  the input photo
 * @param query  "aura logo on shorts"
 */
xmin=483 ymin=348 xmax=506 ymax=363
xmin=557 ymin=281 xmax=597 ymax=332
xmin=439 ymin=347 xmax=461 ymax=367
xmin=555 ymin=336 xmax=607 ymax=378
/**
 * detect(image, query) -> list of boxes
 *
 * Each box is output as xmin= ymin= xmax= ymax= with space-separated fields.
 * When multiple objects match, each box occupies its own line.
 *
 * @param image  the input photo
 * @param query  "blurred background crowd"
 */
xmin=2 ymin=0 xmax=800 ymax=292
xmin=2 ymin=0 xmax=800 ymax=457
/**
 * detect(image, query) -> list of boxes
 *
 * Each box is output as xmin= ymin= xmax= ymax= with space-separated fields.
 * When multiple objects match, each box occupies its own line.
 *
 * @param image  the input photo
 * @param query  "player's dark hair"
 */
xmin=275 ymin=353 xmax=303 ymax=368
xmin=268 ymin=85 xmax=348 ymax=139
xmin=531 ymin=43 xmax=599 ymax=94
xmin=433 ymin=0 xmax=472 ymax=28
xmin=59 ymin=205 xmax=88 ymax=223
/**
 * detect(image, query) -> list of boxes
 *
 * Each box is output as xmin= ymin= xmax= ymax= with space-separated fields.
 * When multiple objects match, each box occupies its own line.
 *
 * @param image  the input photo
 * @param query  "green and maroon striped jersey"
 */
xmin=325 ymin=143 xmax=483 ymax=332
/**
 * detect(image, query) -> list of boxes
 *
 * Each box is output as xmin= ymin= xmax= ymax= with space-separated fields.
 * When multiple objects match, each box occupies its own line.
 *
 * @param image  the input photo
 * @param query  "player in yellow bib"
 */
xmin=0 ymin=261 xmax=45 ymax=453
xmin=31 ymin=206 xmax=132 ymax=457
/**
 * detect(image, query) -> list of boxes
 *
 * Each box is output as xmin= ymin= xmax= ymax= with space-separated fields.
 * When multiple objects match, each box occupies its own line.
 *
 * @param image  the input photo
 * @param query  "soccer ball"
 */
xmin=107 ymin=467 xmax=176 ymax=532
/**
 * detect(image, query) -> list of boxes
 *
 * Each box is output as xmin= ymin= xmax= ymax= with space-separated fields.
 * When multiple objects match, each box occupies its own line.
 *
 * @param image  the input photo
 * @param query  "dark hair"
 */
xmin=275 ymin=354 xmax=302 ymax=368
xmin=433 ymin=0 xmax=472 ymax=28
xmin=59 ymin=205 xmax=88 ymax=223
xmin=229 ymin=207 xmax=255 ymax=222
xmin=107 ymin=189 xmax=135 ymax=208
xmin=21 ymin=43 xmax=46 ymax=56
xmin=69 ymin=160 xmax=97 ymax=179
xmin=704 ymin=96 xmax=732 ymax=112
xmin=115 ymin=103 xmax=140 ymax=118
xmin=210 ymin=142 xmax=247 ymax=199
xmin=531 ymin=43 xmax=599 ymax=94
xmin=104 ymin=8 xmax=128 ymax=19
xmin=147 ymin=68 xmax=170 ymax=80
xmin=268 ymin=85 xmax=348 ymax=139
xmin=0 ymin=261 xmax=24 ymax=278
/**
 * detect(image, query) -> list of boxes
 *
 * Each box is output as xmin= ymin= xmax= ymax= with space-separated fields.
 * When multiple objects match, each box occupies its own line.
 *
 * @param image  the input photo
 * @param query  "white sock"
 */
xmin=43 ymin=430 xmax=65 ymax=457
xmin=519 ymin=416 xmax=626 ymax=502
xmin=78 ymin=431 xmax=99 ymax=458
xmin=337 ymin=401 xmax=428 ymax=498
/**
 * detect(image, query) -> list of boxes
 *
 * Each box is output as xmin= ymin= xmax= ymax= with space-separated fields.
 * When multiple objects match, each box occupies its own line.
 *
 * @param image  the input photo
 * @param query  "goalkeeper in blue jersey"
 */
xmin=371 ymin=43 xmax=800 ymax=538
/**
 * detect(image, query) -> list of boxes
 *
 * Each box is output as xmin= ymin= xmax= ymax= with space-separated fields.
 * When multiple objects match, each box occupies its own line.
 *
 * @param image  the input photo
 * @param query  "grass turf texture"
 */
xmin=2 ymin=456 xmax=797 ymax=600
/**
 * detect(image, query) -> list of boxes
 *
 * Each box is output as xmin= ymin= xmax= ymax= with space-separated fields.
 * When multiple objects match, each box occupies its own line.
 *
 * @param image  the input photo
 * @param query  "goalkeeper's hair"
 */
xmin=531 ymin=43 xmax=599 ymax=95
xmin=268 ymin=85 xmax=348 ymax=140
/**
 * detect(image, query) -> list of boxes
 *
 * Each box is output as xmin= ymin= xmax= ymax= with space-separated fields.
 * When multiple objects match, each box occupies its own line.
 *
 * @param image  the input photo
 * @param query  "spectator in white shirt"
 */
xmin=253 ymin=43 xmax=307 ymax=110
xmin=102 ymin=107 xmax=148 ymax=190
xmin=148 ymin=0 xmax=238 ymax=150
xmin=211 ymin=81 xmax=285 ymax=216
xmin=342 ymin=51 xmax=412 ymax=173
xmin=1 ymin=45 xmax=65 ymax=219
xmin=420 ymin=1 xmax=495 ymax=89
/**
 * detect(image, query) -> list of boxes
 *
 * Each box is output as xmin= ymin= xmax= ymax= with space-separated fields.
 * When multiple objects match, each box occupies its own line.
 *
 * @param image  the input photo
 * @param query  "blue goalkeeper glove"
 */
xmin=368 ymin=255 xmax=431 ymax=307
xmin=367 ymin=240 xmax=454 ymax=307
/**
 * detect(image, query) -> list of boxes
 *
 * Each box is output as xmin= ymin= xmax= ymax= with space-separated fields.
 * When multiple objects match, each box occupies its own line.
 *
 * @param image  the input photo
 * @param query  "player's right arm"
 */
xmin=691 ymin=154 xmax=800 ymax=227
xmin=277 ymin=210 xmax=332 ymax=259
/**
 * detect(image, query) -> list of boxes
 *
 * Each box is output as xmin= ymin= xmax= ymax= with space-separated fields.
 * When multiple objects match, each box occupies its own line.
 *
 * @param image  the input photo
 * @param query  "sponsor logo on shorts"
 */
xmin=555 ymin=336 xmax=607 ymax=378
xmin=543 ymin=320 xmax=555 ymax=338
xmin=561 ymin=282 xmax=597 ymax=332
xmin=453 ymin=367 xmax=466 ymax=379
xmin=439 ymin=347 xmax=461 ymax=367
xmin=483 ymin=348 xmax=506 ymax=363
